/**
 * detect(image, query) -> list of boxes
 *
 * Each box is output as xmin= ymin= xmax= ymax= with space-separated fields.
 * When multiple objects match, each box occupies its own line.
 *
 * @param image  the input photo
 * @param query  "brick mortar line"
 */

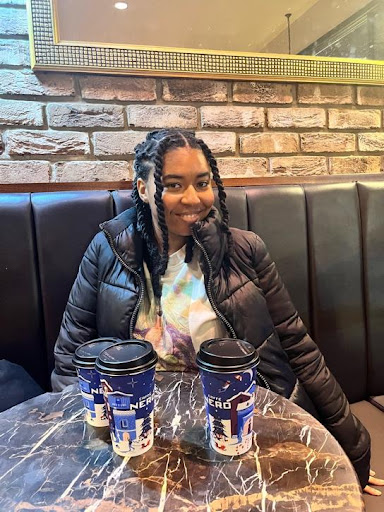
xmin=71 ymin=74 xmax=82 ymax=101
xmin=0 ymin=34 xmax=28 ymax=41
xmin=0 ymin=156 xmax=98 ymax=162
xmin=352 ymin=85 xmax=358 ymax=105
xmin=0 ymin=126 xmax=382 ymax=133
xmin=227 ymin=81 xmax=233 ymax=104
xmin=73 ymin=98 xmax=158 ymax=106
xmin=41 ymin=104 xmax=48 ymax=130
xmin=231 ymin=102 xmax=293 ymax=106
xmin=0 ymin=65 xmax=30 ymax=71
xmin=162 ymin=98 xmax=229 ymax=105
xmin=0 ymin=95 xmax=77 ymax=102
xmin=0 ymin=4 xmax=27 ymax=9
xmin=2 ymin=150 xmax=383 ymax=158
xmin=291 ymin=83 xmax=298 ymax=106
xmin=49 ymin=161 xmax=55 ymax=182
xmin=0 ymin=93 xmax=382 ymax=108
xmin=235 ymin=133 xmax=240 ymax=158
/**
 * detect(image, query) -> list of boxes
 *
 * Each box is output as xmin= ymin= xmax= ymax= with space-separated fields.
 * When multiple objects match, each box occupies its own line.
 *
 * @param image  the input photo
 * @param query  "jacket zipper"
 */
xmin=192 ymin=229 xmax=270 ymax=390
xmin=101 ymin=227 xmax=144 ymax=338
xmin=256 ymin=371 xmax=270 ymax=390
xmin=102 ymin=226 xmax=269 ymax=389
xmin=192 ymin=230 xmax=237 ymax=339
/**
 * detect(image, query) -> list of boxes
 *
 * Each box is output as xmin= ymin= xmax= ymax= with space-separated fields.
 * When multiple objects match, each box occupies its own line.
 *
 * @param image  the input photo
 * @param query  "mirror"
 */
xmin=27 ymin=0 xmax=384 ymax=84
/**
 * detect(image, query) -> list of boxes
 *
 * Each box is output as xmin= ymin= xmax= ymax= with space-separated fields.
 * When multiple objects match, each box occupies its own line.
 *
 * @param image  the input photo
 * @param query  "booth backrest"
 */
xmin=1 ymin=182 xmax=383 ymax=402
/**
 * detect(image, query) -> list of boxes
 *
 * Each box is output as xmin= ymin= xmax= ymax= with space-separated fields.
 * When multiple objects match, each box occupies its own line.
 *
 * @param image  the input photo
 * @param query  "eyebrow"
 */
xmin=163 ymin=172 xmax=211 ymax=180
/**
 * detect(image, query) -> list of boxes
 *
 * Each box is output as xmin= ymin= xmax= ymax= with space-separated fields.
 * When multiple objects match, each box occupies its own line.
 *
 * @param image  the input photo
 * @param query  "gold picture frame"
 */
xmin=27 ymin=0 xmax=384 ymax=85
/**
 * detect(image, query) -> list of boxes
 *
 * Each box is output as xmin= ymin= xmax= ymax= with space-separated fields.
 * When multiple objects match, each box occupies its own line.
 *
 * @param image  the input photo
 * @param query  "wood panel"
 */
xmin=1 ymin=174 xmax=384 ymax=193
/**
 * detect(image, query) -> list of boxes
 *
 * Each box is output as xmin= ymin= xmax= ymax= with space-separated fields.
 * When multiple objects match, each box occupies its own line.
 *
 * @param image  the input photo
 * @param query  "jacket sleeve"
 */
xmin=51 ymin=235 xmax=100 ymax=392
xmin=252 ymin=233 xmax=371 ymax=489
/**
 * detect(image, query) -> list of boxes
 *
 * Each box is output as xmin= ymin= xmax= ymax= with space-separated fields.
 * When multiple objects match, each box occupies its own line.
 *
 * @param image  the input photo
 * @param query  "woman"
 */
xmin=52 ymin=129 xmax=383 ymax=494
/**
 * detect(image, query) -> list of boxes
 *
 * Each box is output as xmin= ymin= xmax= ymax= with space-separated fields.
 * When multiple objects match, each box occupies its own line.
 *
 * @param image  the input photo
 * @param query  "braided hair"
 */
xmin=132 ymin=129 xmax=231 ymax=298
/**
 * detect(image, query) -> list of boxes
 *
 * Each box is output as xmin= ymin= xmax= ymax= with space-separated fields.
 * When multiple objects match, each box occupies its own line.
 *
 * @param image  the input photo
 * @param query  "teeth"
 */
xmin=180 ymin=214 xmax=199 ymax=220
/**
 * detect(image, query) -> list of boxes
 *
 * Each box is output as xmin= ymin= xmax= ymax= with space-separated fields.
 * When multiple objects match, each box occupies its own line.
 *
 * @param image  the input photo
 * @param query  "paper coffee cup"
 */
xmin=72 ymin=338 xmax=120 ymax=427
xmin=196 ymin=338 xmax=259 ymax=456
xmin=95 ymin=340 xmax=158 ymax=457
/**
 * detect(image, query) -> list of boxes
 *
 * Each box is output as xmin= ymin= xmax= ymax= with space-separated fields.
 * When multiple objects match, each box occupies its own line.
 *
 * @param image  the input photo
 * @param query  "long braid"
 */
xmin=195 ymin=137 xmax=233 ymax=254
xmin=132 ymin=179 xmax=158 ymax=268
xmin=132 ymin=143 xmax=163 ymax=297
xmin=184 ymin=236 xmax=194 ymax=264
xmin=152 ymin=144 xmax=169 ymax=276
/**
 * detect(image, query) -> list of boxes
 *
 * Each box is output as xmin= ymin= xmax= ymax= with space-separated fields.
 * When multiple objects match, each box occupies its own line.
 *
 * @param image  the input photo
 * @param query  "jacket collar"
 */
xmin=100 ymin=208 xmax=144 ymax=272
xmin=192 ymin=207 xmax=227 ymax=278
xmin=100 ymin=206 xmax=227 ymax=276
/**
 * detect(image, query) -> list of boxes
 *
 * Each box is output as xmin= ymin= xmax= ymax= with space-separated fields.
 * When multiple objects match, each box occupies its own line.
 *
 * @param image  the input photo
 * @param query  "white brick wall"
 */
xmin=0 ymin=1 xmax=384 ymax=183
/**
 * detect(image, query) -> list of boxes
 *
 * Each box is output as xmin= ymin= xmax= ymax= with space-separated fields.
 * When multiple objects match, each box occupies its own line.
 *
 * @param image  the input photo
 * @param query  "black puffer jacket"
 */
xmin=53 ymin=207 xmax=371 ymax=487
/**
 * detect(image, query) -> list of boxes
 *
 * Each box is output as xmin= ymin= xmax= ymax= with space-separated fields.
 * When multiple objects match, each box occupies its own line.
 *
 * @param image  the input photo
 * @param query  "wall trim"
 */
xmin=1 ymin=174 xmax=384 ymax=193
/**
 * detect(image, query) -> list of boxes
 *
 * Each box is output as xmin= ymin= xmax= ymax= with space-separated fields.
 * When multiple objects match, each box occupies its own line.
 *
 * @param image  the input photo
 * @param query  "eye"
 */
xmin=197 ymin=181 xmax=210 ymax=189
xmin=165 ymin=182 xmax=181 ymax=190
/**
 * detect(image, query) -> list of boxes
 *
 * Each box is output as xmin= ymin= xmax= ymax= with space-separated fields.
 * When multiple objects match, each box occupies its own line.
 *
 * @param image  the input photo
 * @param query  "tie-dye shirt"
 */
xmin=133 ymin=246 xmax=226 ymax=371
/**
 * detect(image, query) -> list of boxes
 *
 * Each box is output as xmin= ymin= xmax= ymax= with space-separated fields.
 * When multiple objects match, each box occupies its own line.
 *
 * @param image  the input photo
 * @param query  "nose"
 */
xmin=181 ymin=185 xmax=200 ymax=205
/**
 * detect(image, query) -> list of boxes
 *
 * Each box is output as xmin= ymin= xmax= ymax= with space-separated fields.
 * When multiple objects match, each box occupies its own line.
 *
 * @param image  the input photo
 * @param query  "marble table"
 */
xmin=0 ymin=372 xmax=363 ymax=511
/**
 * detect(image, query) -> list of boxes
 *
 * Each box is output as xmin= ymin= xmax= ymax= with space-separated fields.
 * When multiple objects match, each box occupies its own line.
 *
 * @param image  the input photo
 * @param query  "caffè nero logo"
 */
xmin=100 ymin=380 xmax=154 ymax=410
xmin=205 ymin=392 xmax=253 ymax=410
xmin=130 ymin=394 xmax=154 ymax=410
xmin=206 ymin=396 xmax=232 ymax=409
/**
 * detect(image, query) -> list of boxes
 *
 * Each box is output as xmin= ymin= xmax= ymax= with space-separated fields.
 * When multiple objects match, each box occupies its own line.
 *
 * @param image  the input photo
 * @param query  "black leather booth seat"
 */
xmin=0 ymin=182 xmax=383 ymax=510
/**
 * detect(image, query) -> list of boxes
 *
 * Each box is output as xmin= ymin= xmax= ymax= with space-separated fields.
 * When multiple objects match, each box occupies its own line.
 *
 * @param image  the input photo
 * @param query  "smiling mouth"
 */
xmin=177 ymin=212 xmax=204 ymax=222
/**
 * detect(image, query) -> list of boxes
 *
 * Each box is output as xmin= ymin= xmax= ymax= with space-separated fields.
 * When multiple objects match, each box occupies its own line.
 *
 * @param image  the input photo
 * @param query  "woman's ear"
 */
xmin=136 ymin=177 xmax=149 ymax=204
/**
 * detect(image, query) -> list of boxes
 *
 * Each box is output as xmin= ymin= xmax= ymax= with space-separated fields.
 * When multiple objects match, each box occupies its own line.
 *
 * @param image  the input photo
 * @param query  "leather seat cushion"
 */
xmin=370 ymin=396 xmax=384 ymax=412
xmin=350 ymin=401 xmax=384 ymax=512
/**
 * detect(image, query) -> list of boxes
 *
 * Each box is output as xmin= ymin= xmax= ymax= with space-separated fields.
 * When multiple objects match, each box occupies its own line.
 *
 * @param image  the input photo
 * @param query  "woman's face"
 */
xmin=137 ymin=146 xmax=215 ymax=254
